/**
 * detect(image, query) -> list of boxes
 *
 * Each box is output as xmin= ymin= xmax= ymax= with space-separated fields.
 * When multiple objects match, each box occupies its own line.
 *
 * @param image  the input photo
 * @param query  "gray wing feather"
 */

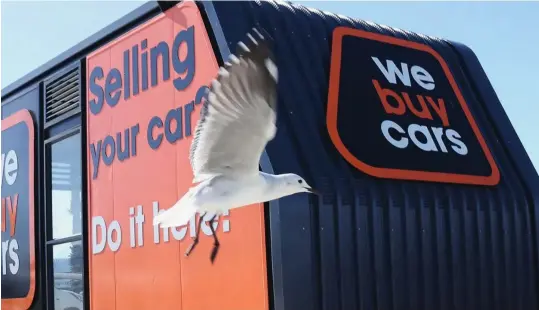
xmin=189 ymin=28 xmax=278 ymax=183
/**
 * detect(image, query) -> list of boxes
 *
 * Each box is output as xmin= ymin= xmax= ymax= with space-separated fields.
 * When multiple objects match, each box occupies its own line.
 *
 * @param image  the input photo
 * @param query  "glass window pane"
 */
xmin=50 ymin=133 xmax=82 ymax=240
xmin=52 ymin=240 xmax=84 ymax=309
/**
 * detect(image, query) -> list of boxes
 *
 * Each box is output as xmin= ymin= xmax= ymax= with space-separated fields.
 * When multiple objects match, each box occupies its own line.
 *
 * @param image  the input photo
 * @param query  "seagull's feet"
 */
xmin=185 ymin=238 xmax=199 ymax=257
xmin=210 ymin=241 xmax=220 ymax=264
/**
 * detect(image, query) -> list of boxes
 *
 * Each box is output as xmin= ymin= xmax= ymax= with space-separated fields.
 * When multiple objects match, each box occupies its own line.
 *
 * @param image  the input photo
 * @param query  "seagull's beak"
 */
xmin=305 ymin=187 xmax=320 ymax=196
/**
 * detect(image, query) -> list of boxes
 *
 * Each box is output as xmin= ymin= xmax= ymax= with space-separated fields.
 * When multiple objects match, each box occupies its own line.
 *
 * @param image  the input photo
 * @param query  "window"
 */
xmin=46 ymin=131 xmax=84 ymax=310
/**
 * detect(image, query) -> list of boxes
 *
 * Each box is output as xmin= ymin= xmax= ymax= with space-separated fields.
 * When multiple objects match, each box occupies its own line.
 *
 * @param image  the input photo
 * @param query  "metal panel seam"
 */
xmin=445 ymin=39 xmax=539 ymax=306
xmin=198 ymin=2 xmax=279 ymax=310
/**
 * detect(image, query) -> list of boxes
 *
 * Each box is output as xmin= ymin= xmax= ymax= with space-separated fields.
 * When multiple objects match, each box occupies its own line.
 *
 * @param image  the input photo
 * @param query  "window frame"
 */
xmin=44 ymin=126 xmax=87 ymax=310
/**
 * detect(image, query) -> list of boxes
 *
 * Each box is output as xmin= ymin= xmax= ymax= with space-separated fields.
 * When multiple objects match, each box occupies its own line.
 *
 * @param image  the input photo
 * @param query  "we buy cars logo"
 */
xmin=327 ymin=27 xmax=500 ymax=186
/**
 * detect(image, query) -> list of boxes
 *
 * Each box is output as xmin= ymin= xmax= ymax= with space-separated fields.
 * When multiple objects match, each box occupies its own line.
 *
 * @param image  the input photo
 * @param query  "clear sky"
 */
xmin=2 ymin=1 xmax=538 ymax=171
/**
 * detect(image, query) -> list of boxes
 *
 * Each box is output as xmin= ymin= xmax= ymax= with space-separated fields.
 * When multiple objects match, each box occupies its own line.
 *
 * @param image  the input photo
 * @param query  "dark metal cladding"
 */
xmin=206 ymin=1 xmax=539 ymax=310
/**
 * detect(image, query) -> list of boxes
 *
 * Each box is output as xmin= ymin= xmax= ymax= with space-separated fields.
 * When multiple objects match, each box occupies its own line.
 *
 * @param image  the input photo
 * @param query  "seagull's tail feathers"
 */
xmin=153 ymin=191 xmax=198 ymax=228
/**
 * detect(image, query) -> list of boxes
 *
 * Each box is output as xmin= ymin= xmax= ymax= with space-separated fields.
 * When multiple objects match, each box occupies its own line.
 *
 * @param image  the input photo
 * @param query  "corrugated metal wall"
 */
xmin=206 ymin=1 xmax=538 ymax=309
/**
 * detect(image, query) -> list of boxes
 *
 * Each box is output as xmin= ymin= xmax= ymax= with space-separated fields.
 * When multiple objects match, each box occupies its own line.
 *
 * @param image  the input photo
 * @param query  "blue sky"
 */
xmin=2 ymin=1 xmax=538 ymax=171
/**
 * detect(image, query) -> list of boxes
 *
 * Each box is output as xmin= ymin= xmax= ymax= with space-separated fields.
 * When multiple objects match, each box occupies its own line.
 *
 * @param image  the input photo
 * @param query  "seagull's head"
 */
xmin=280 ymin=173 xmax=320 ymax=196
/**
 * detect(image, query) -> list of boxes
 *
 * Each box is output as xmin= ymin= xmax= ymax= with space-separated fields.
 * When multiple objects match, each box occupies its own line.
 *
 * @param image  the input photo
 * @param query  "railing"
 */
xmin=53 ymin=272 xmax=83 ymax=280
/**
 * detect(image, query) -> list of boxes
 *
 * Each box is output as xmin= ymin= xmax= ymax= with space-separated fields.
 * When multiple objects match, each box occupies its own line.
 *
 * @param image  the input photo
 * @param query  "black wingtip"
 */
xmin=250 ymin=26 xmax=274 ymax=42
xmin=235 ymin=26 xmax=274 ymax=61
xmin=253 ymin=26 xmax=274 ymax=42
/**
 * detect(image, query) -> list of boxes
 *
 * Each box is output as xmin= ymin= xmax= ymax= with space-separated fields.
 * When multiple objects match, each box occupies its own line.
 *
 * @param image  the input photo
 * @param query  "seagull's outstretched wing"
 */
xmin=153 ymin=189 xmax=198 ymax=228
xmin=189 ymin=28 xmax=278 ymax=183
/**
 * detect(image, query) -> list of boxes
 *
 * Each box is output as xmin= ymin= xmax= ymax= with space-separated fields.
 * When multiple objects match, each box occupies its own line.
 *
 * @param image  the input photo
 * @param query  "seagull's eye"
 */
xmin=298 ymin=180 xmax=303 ymax=184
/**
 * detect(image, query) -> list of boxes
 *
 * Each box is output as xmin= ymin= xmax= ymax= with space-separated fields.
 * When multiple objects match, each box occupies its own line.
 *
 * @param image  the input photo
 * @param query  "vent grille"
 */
xmin=45 ymin=67 xmax=80 ymax=123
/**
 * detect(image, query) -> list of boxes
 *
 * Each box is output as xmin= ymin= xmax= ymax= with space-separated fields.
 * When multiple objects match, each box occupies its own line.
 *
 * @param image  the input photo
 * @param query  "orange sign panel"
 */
xmin=85 ymin=2 xmax=269 ymax=309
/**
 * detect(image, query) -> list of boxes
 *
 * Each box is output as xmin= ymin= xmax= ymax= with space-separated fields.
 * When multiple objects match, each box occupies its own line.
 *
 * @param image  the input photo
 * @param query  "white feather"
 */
xmin=153 ymin=191 xmax=198 ymax=228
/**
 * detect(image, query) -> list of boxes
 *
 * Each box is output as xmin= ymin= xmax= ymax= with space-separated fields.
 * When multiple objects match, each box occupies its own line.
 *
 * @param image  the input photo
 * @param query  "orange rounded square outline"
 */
xmin=326 ymin=26 xmax=500 ymax=186
xmin=1 ymin=109 xmax=36 ymax=309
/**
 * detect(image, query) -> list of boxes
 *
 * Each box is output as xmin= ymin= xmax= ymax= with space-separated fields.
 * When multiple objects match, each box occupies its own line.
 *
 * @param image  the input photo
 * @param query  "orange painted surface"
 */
xmin=85 ymin=2 xmax=269 ymax=310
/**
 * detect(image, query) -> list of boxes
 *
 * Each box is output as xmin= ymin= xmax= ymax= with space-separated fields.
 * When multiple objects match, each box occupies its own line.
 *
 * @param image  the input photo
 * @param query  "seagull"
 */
xmin=152 ymin=27 xmax=319 ymax=264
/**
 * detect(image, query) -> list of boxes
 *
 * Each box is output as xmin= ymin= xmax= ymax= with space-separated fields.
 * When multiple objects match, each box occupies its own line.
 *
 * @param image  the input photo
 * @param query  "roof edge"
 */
xmin=1 ymin=1 xmax=161 ymax=100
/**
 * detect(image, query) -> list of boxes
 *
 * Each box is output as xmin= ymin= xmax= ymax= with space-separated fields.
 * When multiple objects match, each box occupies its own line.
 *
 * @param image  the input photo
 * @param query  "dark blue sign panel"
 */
xmin=327 ymin=27 xmax=500 ymax=186
xmin=1 ymin=109 xmax=35 ymax=309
